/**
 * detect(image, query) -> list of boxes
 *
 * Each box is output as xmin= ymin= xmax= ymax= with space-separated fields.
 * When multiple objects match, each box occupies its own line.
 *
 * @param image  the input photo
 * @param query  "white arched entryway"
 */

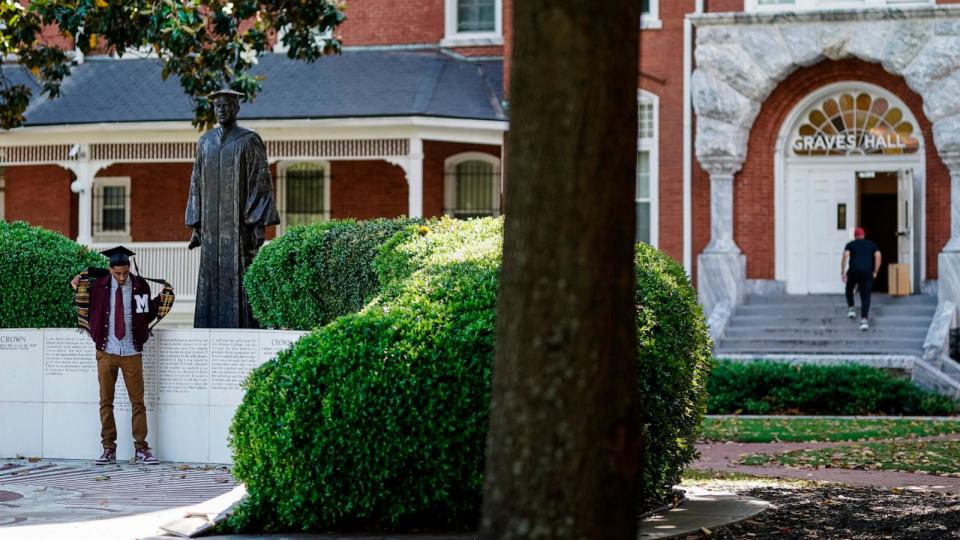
xmin=689 ymin=6 xmax=960 ymax=318
xmin=774 ymin=81 xmax=926 ymax=294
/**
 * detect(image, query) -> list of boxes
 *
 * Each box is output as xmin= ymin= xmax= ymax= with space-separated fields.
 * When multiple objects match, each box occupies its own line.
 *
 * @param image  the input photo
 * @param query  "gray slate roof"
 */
xmin=13 ymin=50 xmax=505 ymax=127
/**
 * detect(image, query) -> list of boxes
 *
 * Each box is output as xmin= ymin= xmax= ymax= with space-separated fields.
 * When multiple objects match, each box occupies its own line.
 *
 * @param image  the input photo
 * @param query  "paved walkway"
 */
xmin=0 ymin=458 xmax=238 ymax=538
xmin=694 ymin=434 xmax=960 ymax=492
xmin=638 ymin=487 xmax=768 ymax=539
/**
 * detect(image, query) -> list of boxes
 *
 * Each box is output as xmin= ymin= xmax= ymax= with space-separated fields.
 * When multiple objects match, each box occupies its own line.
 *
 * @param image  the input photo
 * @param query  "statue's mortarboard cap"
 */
xmin=101 ymin=245 xmax=135 ymax=267
xmin=208 ymin=89 xmax=244 ymax=101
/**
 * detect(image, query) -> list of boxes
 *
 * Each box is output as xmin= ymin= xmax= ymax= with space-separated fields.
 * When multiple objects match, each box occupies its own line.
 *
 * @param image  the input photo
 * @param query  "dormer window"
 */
xmin=442 ymin=0 xmax=503 ymax=47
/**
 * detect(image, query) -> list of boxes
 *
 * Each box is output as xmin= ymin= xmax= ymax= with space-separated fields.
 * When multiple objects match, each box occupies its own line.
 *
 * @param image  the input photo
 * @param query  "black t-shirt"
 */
xmin=845 ymin=239 xmax=880 ymax=273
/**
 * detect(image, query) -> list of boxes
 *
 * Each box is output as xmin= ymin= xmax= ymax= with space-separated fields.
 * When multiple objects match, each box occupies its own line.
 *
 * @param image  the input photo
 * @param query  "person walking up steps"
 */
xmin=841 ymin=227 xmax=881 ymax=331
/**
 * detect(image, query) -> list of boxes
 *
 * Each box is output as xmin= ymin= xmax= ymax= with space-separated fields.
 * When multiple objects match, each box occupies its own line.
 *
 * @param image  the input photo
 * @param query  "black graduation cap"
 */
xmin=101 ymin=245 xmax=135 ymax=268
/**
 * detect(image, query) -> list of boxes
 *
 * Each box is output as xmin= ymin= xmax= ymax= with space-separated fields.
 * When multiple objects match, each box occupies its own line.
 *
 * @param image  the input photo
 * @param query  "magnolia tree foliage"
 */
xmin=0 ymin=0 xmax=346 ymax=129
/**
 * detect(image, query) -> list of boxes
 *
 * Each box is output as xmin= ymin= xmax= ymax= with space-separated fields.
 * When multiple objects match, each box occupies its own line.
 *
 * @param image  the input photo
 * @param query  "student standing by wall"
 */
xmin=71 ymin=246 xmax=163 ymax=464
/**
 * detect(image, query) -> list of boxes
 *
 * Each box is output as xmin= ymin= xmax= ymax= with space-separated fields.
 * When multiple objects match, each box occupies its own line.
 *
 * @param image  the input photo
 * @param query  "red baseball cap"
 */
xmin=854 ymin=227 xmax=865 ymax=238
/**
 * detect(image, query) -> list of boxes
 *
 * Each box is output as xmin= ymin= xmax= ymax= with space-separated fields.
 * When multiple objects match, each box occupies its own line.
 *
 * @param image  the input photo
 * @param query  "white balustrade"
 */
xmin=88 ymin=242 xmax=199 ymax=300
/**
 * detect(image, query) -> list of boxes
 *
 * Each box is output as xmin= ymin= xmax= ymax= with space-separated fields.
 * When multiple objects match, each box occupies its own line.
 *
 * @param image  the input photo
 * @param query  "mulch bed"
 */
xmin=703 ymin=483 xmax=960 ymax=539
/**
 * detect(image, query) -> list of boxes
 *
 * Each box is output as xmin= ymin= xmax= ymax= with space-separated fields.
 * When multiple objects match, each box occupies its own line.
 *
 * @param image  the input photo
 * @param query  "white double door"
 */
xmin=786 ymin=167 xmax=854 ymax=294
xmin=785 ymin=165 xmax=914 ymax=294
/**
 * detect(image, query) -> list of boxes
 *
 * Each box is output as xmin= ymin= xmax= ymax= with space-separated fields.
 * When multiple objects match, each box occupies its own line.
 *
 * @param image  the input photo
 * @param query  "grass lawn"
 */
xmin=737 ymin=440 xmax=960 ymax=476
xmin=701 ymin=416 xmax=960 ymax=443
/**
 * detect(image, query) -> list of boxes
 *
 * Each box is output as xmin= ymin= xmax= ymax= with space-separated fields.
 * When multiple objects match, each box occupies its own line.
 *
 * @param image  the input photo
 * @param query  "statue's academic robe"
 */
xmin=185 ymin=125 xmax=279 ymax=328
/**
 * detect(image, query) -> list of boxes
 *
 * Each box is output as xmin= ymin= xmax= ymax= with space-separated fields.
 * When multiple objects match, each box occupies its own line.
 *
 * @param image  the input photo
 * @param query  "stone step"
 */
xmin=727 ymin=315 xmax=932 ymax=328
xmin=723 ymin=326 xmax=928 ymax=339
xmin=744 ymin=294 xmax=937 ymax=306
xmin=717 ymin=293 xmax=936 ymax=357
xmin=735 ymin=304 xmax=935 ymax=317
xmin=715 ymin=341 xmax=922 ymax=355
xmin=719 ymin=335 xmax=920 ymax=347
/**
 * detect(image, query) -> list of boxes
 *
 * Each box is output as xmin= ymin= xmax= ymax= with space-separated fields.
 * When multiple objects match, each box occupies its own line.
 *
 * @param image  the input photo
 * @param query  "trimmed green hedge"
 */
xmin=244 ymin=218 xmax=421 ymax=330
xmin=0 ymin=221 xmax=106 ymax=328
xmin=634 ymin=242 xmax=712 ymax=505
xmin=708 ymin=361 xmax=958 ymax=415
xmin=228 ymin=218 xmax=711 ymax=532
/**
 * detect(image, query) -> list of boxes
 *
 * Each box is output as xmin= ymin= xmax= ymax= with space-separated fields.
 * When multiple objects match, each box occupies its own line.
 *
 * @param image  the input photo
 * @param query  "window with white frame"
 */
xmin=93 ymin=177 xmax=131 ymax=242
xmin=746 ymin=0 xmax=932 ymax=12
xmin=442 ymin=0 xmax=503 ymax=47
xmin=444 ymin=153 xmax=501 ymax=219
xmin=640 ymin=0 xmax=661 ymax=30
xmin=278 ymin=161 xmax=330 ymax=233
xmin=637 ymin=91 xmax=658 ymax=246
xmin=272 ymin=25 xmax=333 ymax=54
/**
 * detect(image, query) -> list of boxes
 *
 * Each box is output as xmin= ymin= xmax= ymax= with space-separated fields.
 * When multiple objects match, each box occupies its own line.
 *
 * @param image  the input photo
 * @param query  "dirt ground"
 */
xmin=685 ymin=477 xmax=960 ymax=539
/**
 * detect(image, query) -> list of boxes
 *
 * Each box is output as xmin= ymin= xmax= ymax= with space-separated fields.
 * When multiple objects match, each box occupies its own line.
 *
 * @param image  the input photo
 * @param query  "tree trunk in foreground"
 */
xmin=480 ymin=1 xmax=642 ymax=539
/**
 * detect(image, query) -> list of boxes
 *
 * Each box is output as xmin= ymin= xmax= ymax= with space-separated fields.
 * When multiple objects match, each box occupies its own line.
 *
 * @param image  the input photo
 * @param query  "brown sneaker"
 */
xmin=95 ymin=447 xmax=116 ymax=465
xmin=135 ymin=447 xmax=158 ymax=465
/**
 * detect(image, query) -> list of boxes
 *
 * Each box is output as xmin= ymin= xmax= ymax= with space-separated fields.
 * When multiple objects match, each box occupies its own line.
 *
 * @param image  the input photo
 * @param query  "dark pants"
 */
xmin=96 ymin=350 xmax=148 ymax=450
xmin=845 ymin=269 xmax=873 ymax=319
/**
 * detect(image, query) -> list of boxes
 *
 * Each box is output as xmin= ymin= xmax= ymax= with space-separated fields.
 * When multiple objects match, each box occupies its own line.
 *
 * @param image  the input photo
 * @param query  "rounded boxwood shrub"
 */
xmin=0 ymin=221 xmax=106 ymax=328
xmin=230 ymin=218 xmax=500 ymax=531
xmin=708 ymin=360 xmax=958 ymax=415
xmin=228 ymin=218 xmax=710 ymax=532
xmin=244 ymin=217 xmax=421 ymax=330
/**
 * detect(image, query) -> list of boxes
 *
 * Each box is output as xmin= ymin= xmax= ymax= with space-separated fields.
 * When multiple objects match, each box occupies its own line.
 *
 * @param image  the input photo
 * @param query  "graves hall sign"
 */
xmin=792 ymin=91 xmax=919 ymax=157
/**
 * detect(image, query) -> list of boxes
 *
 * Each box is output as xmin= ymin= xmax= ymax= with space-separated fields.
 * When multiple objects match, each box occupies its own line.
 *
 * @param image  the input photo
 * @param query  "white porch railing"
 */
xmin=87 ymin=242 xmax=199 ymax=300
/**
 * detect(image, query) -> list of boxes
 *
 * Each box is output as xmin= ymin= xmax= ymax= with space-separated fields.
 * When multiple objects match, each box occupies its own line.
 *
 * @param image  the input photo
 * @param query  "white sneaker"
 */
xmin=859 ymin=318 xmax=869 ymax=331
xmin=847 ymin=307 xmax=856 ymax=319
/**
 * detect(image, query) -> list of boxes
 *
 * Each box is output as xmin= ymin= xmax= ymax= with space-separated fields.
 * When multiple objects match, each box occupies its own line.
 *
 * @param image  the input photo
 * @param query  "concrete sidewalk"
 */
xmin=1 ymin=457 xmax=768 ymax=540
xmin=0 ymin=458 xmax=237 ymax=539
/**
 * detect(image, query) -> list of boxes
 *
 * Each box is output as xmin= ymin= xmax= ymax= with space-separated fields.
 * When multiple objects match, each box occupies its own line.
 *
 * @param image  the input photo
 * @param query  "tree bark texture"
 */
xmin=480 ymin=1 xmax=641 ymax=539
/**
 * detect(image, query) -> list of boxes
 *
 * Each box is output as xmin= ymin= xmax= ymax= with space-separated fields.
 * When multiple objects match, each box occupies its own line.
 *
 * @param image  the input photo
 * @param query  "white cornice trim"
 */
xmin=691 ymin=4 xmax=960 ymax=26
xmin=0 ymin=116 xmax=509 ymax=146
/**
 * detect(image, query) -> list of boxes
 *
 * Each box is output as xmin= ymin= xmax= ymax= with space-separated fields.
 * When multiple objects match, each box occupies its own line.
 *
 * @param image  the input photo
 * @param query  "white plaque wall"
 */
xmin=0 ymin=328 xmax=306 ymax=463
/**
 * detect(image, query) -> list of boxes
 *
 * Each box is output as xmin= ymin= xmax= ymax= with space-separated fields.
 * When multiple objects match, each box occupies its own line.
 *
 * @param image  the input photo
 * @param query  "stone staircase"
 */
xmin=715 ymin=294 xmax=937 ymax=356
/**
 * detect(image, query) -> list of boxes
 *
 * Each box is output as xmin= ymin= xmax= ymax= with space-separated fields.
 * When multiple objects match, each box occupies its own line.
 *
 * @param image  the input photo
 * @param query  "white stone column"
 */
xmin=407 ymin=138 xmax=424 ymax=218
xmin=697 ymin=158 xmax=746 ymax=318
xmin=65 ymin=148 xmax=108 ymax=246
xmin=705 ymin=171 xmax=740 ymax=254
xmin=942 ymin=156 xmax=960 ymax=253
xmin=938 ymin=153 xmax=960 ymax=308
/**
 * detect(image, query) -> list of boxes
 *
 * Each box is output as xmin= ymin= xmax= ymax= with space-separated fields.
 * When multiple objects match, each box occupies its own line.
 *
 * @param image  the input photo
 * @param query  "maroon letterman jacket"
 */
xmin=85 ymin=273 xmax=161 ymax=353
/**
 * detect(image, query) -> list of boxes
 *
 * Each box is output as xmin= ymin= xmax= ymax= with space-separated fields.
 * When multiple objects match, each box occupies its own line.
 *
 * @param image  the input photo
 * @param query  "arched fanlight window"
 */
xmin=792 ymin=92 xmax=920 ymax=157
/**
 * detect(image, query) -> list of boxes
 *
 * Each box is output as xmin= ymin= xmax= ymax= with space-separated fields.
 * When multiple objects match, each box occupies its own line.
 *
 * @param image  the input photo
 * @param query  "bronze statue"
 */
xmin=185 ymin=89 xmax=280 ymax=328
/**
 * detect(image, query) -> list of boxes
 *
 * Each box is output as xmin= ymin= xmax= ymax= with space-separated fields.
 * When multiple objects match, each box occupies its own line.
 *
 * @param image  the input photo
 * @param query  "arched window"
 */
xmin=278 ymin=161 xmax=330 ymax=233
xmin=444 ymin=153 xmax=501 ymax=219
xmin=637 ymin=90 xmax=659 ymax=246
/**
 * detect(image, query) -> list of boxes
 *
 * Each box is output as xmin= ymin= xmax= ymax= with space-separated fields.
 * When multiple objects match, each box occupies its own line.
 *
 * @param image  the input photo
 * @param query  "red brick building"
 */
xmin=4 ymin=0 xmax=960 ymax=329
xmin=638 ymin=0 xmax=960 ymax=335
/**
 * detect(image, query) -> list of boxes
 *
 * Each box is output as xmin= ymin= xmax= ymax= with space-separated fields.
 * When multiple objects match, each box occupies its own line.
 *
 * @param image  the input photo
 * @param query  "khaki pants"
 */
xmin=96 ymin=350 xmax=148 ymax=450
